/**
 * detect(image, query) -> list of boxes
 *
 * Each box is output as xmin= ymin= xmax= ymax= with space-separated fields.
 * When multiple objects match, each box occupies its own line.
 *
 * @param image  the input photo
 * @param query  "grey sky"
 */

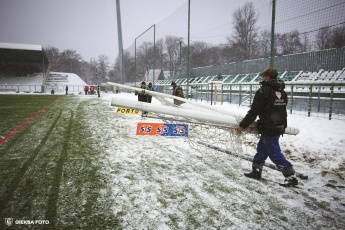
xmin=0 ymin=0 xmax=186 ymax=61
xmin=1 ymin=0 xmax=343 ymax=63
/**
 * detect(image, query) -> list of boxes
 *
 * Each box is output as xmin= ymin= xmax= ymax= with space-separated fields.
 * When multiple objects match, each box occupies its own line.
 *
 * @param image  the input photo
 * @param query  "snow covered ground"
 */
xmin=1 ymin=90 xmax=344 ymax=229
xmin=85 ymin=92 xmax=345 ymax=229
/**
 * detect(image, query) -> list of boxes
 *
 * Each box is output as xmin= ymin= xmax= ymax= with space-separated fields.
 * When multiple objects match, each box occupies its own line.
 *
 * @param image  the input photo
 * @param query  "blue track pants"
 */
xmin=253 ymin=134 xmax=292 ymax=170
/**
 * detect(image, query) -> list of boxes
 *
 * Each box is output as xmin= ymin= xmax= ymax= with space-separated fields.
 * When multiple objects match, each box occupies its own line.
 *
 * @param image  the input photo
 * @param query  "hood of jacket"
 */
xmin=261 ymin=79 xmax=285 ymax=91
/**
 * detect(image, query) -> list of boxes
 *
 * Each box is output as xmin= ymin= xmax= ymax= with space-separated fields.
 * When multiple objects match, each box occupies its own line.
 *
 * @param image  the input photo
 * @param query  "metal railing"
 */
xmin=0 ymin=84 xmax=85 ymax=93
xmin=1 ymin=81 xmax=344 ymax=120
xmin=156 ymin=81 xmax=345 ymax=120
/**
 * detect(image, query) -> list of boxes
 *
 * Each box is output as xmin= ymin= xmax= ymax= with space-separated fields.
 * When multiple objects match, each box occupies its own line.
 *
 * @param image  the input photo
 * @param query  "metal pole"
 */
xmin=135 ymin=25 xmax=155 ymax=83
xmin=270 ymin=0 xmax=276 ymax=67
xmin=221 ymin=84 xmax=223 ymax=105
xmin=42 ymin=49 xmax=45 ymax=93
xmin=135 ymin=39 xmax=137 ymax=82
xmin=179 ymin=37 xmax=182 ymax=76
xmin=229 ymin=85 xmax=232 ymax=104
xmin=249 ymin=84 xmax=253 ymax=106
xmin=187 ymin=0 xmax=191 ymax=99
xmin=307 ymin=85 xmax=313 ymax=117
xmin=116 ymin=0 xmax=124 ymax=84
xmin=290 ymin=84 xmax=294 ymax=114
xmin=239 ymin=85 xmax=242 ymax=106
xmin=329 ymin=84 xmax=334 ymax=120
xmin=210 ymin=82 xmax=213 ymax=105
xmin=153 ymin=24 xmax=156 ymax=86
xmin=317 ymin=86 xmax=321 ymax=112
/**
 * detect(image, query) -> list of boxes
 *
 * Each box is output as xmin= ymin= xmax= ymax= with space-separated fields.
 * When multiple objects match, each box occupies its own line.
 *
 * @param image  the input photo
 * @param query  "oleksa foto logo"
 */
xmin=5 ymin=218 xmax=13 ymax=226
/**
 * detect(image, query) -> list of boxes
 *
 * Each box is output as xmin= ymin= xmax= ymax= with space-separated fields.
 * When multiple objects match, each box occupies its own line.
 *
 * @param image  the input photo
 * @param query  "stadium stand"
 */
xmin=0 ymin=42 xmax=49 ymax=77
xmin=223 ymin=75 xmax=237 ymax=83
xmin=0 ymin=43 xmax=87 ymax=93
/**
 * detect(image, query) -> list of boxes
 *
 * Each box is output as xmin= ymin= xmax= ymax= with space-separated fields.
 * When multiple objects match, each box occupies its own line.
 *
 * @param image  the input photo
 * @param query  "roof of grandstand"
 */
xmin=0 ymin=42 xmax=49 ymax=77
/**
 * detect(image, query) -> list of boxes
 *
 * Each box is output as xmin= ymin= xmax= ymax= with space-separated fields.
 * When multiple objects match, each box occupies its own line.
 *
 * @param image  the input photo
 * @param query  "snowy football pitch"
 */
xmin=0 ymin=94 xmax=344 ymax=229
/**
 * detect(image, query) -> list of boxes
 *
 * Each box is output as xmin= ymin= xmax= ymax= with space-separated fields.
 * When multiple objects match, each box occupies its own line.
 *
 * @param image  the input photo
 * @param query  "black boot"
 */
xmin=244 ymin=168 xmax=262 ymax=180
xmin=281 ymin=167 xmax=298 ymax=187
xmin=280 ymin=176 xmax=298 ymax=187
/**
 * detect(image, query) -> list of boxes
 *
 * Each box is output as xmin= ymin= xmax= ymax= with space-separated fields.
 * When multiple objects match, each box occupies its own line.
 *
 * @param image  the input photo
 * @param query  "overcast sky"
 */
xmin=0 ymin=0 xmax=187 ymax=62
xmin=1 ymin=0 xmax=343 ymax=63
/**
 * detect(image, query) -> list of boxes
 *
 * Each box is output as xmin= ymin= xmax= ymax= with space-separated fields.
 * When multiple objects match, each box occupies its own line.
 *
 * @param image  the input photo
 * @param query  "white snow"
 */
xmin=87 ymin=92 xmax=345 ymax=229
xmin=49 ymin=72 xmax=87 ymax=86
xmin=0 ymin=42 xmax=43 ymax=51
xmin=0 ymin=73 xmax=45 ymax=85
xmin=0 ymin=72 xmax=87 ymax=93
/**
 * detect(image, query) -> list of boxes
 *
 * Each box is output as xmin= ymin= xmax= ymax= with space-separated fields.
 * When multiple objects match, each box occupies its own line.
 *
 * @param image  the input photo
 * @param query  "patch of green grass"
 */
xmin=0 ymin=96 xmax=121 ymax=229
xmin=0 ymin=95 xmax=61 ymax=136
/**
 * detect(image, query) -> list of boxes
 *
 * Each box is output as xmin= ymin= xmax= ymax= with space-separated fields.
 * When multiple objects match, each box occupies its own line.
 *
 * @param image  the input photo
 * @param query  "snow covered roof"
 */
xmin=0 ymin=42 xmax=43 ymax=51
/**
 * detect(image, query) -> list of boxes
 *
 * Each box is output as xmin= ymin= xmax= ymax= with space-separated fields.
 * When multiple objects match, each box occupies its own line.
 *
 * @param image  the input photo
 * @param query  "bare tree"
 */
xmin=331 ymin=25 xmax=345 ymax=48
xmin=190 ymin=41 xmax=211 ymax=68
xmin=89 ymin=57 xmax=98 ymax=84
xmin=220 ymin=44 xmax=235 ymax=64
xmin=207 ymin=46 xmax=222 ymax=66
xmin=257 ymin=30 xmax=271 ymax=58
xmin=137 ymin=41 xmax=153 ymax=81
xmin=59 ymin=49 xmax=83 ymax=76
xmin=301 ymin=34 xmax=312 ymax=53
xmin=225 ymin=37 xmax=247 ymax=62
xmin=115 ymin=51 xmax=135 ymax=83
xmin=230 ymin=2 xmax=258 ymax=60
xmin=96 ymin=54 xmax=109 ymax=84
xmin=164 ymin=36 xmax=180 ymax=77
xmin=276 ymin=30 xmax=303 ymax=55
xmin=316 ymin=27 xmax=332 ymax=50
xmin=316 ymin=25 xmax=345 ymax=50
xmin=44 ymin=46 xmax=61 ymax=71
xmin=156 ymin=38 xmax=166 ymax=71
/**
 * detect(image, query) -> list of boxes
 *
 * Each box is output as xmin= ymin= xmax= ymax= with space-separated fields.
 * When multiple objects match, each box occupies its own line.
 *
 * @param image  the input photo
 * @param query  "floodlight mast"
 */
xmin=116 ymin=0 xmax=124 ymax=84
xmin=270 ymin=0 xmax=276 ymax=68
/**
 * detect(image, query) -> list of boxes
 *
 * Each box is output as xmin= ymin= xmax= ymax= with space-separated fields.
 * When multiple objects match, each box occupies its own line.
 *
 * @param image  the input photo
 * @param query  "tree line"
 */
xmin=115 ymin=2 xmax=345 ymax=82
xmin=44 ymin=46 xmax=113 ymax=85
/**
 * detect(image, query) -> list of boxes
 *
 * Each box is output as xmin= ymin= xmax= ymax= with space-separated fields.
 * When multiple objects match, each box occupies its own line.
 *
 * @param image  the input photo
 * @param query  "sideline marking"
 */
xmin=0 ymin=97 xmax=61 ymax=145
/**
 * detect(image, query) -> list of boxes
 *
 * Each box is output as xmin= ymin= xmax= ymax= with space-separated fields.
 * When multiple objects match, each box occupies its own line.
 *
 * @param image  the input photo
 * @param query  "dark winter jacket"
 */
xmin=135 ymin=90 xmax=149 ymax=103
xmin=239 ymin=79 xmax=288 ymax=136
xmin=172 ymin=86 xmax=185 ymax=105
xmin=146 ymin=85 xmax=153 ymax=103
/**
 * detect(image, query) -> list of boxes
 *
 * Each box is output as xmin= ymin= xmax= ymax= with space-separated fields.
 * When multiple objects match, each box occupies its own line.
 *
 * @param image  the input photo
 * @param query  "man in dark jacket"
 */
xmin=135 ymin=82 xmax=149 ymax=103
xmin=235 ymin=68 xmax=298 ymax=187
xmin=146 ymin=82 xmax=154 ymax=103
xmin=135 ymin=81 xmax=150 ymax=116
xmin=171 ymin=82 xmax=185 ymax=106
xmin=97 ymin=85 xmax=101 ymax=97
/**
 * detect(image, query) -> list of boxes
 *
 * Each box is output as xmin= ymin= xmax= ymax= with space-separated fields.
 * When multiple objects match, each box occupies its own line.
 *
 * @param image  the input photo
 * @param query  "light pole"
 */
xmin=179 ymin=37 xmax=183 ymax=76
xmin=116 ymin=0 xmax=124 ymax=84
xmin=270 ymin=0 xmax=276 ymax=67
xmin=186 ymin=0 xmax=190 ymax=99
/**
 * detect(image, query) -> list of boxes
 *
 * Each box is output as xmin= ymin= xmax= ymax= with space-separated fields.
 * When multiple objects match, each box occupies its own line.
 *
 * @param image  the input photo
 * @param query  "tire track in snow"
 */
xmin=45 ymin=109 xmax=74 ymax=227
xmin=0 ymin=109 xmax=63 ymax=214
xmin=0 ymin=125 xmax=27 ymax=157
